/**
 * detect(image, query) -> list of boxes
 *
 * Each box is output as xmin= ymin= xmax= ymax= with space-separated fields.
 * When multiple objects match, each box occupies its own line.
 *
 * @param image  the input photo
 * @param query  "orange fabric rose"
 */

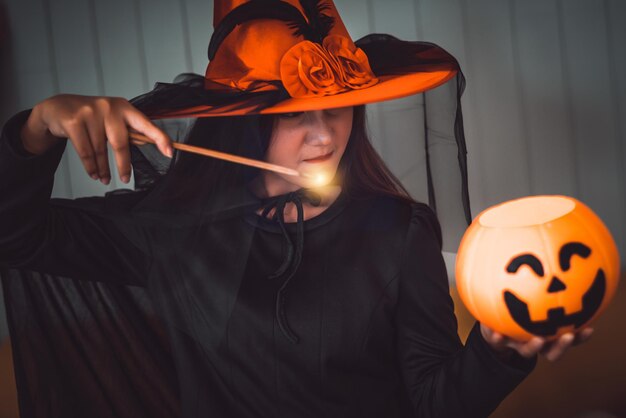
xmin=323 ymin=35 xmax=378 ymax=90
xmin=280 ymin=35 xmax=378 ymax=98
xmin=280 ymin=41 xmax=347 ymax=98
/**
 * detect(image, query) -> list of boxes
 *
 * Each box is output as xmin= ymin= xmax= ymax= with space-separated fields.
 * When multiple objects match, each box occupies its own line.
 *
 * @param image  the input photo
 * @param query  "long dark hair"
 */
xmin=339 ymin=105 xmax=414 ymax=203
xmin=142 ymin=105 xmax=414 ymax=213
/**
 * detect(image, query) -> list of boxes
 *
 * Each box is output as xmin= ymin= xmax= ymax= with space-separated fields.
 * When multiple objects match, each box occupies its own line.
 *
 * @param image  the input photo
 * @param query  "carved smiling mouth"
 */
xmin=504 ymin=269 xmax=606 ymax=336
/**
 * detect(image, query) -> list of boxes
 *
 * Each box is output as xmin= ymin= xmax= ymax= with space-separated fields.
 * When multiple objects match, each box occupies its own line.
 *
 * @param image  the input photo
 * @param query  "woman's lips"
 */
xmin=303 ymin=151 xmax=333 ymax=163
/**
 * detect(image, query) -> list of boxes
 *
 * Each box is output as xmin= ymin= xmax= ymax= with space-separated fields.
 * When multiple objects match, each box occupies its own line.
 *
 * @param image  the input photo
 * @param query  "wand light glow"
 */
xmin=299 ymin=170 xmax=330 ymax=186
xmin=312 ymin=172 xmax=329 ymax=187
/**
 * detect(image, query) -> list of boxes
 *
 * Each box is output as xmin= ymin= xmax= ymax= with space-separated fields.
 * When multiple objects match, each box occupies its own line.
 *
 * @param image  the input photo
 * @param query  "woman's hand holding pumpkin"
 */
xmin=480 ymin=323 xmax=595 ymax=362
xmin=20 ymin=94 xmax=173 ymax=185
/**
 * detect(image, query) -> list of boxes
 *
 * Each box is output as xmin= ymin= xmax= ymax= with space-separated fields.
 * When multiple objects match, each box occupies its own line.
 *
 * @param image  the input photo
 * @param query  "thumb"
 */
xmin=124 ymin=109 xmax=173 ymax=158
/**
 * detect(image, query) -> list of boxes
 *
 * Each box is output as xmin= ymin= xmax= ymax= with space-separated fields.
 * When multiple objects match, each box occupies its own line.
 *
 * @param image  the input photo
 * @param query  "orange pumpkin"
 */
xmin=455 ymin=195 xmax=621 ymax=341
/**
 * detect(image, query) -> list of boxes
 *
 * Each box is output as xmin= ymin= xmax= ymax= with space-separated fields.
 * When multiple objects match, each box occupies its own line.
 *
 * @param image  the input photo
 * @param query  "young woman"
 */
xmin=0 ymin=1 xmax=592 ymax=417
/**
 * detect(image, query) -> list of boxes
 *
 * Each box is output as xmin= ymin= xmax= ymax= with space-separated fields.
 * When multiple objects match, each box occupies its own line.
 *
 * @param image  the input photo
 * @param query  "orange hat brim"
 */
xmin=151 ymin=69 xmax=457 ymax=119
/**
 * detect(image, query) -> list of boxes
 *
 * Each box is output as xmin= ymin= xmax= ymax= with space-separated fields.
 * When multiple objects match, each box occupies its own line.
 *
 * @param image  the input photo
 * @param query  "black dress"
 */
xmin=0 ymin=110 xmax=535 ymax=418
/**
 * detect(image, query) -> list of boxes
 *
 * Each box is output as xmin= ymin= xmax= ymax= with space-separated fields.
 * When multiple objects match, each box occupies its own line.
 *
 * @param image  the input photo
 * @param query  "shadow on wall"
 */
xmin=0 ymin=1 xmax=17 ymax=126
xmin=0 ymin=0 xmax=18 ymax=344
xmin=0 ymin=6 xmax=20 ymax=417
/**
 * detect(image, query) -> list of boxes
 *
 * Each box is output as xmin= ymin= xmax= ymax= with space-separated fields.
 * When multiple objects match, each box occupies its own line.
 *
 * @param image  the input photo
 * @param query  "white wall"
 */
xmin=1 ymin=0 xmax=625 ymax=340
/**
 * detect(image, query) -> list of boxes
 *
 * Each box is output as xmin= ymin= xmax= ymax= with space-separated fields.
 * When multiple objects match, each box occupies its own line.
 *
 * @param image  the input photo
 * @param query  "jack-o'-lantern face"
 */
xmin=503 ymin=242 xmax=605 ymax=337
xmin=456 ymin=196 xmax=620 ymax=341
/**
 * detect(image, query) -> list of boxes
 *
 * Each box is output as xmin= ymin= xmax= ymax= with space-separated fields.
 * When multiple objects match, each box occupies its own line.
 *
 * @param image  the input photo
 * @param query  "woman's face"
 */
xmin=262 ymin=106 xmax=353 ymax=194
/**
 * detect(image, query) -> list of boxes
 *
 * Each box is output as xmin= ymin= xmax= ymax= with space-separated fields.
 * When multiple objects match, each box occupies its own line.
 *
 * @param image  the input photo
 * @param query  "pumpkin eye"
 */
xmin=559 ymin=242 xmax=591 ymax=272
xmin=507 ymin=254 xmax=544 ymax=277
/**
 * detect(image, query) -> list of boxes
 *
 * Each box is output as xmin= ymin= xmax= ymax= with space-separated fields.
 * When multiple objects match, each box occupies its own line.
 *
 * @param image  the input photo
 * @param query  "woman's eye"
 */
xmin=279 ymin=112 xmax=304 ymax=119
xmin=324 ymin=107 xmax=350 ymax=117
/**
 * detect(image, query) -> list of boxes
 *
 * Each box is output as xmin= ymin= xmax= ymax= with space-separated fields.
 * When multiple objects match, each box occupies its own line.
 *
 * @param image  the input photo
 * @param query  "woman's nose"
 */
xmin=304 ymin=111 xmax=332 ymax=145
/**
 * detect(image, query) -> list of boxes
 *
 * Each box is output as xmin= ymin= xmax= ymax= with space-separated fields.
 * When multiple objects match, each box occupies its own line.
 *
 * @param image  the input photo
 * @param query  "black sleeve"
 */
xmin=396 ymin=202 xmax=536 ymax=418
xmin=0 ymin=109 xmax=151 ymax=286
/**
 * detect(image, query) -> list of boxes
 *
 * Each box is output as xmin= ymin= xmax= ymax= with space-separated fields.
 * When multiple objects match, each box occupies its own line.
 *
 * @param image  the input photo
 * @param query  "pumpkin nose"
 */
xmin=547 ymin=276 xmax=567 ymax=293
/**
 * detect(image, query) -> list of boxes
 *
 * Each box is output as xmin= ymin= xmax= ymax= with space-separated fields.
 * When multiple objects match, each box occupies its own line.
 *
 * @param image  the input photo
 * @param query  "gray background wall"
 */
xmin=1 ymin=0 xmax=624 ymax=342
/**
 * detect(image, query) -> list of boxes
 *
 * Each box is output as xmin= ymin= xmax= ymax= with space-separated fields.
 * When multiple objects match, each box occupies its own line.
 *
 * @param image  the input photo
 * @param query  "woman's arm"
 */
xmin=396 ymin=203 xmax=535 ymax=418
xmin=0 ymin=109 xmax=152 ymax=286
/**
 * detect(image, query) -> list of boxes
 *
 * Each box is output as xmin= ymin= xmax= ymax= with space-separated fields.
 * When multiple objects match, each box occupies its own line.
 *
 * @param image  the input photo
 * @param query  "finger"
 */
xmin=539 ymin=337 xmax=562 ymax=357
xmin=544 ymin=333 xmax=575 ymax=362
xmin=510 ymin=336 xmax=545 ymax=358
xmin=539 ymin=340 xmax=553 ymax=357
xmin=123 ymin=105 xmax=173 ymax=158
xmin=487 ymin=331 xmax=504 ymax=344
xmin=488 ymin=332 xmax=510 ymax=352
xmin=480 ymin=324 xmax=509 ymax=351
xmin=573 ymin=327 xmax=594 ymax=346
xmin=86 ymin=117 xmax=111 ymax=185
xmin=65 ymin=121 xmax=99 ymax=180
xmin=580 ymin=327 xmax=594 ymax=342
xmin=104 ymin=115 xmax=132 ymax=184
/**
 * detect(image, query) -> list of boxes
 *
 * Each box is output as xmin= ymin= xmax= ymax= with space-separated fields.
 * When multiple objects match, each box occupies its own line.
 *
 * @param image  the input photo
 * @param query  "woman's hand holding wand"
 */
xmin=20 ymin=94 xmax=174 ymax=185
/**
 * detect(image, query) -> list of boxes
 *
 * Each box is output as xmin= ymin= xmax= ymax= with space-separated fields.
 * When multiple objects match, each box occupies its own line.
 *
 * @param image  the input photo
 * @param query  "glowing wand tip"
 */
xmin=300 ymin=171 xmax=330 ymax=187
xmin=313 ymin=172 xmax=329 ymax=186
